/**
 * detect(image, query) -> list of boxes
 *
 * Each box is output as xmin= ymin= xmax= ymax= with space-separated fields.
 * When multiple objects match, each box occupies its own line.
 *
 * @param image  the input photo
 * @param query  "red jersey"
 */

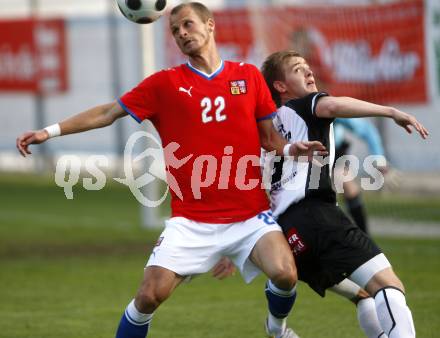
xmin=119 ymin=61 xmax=276 ymax=223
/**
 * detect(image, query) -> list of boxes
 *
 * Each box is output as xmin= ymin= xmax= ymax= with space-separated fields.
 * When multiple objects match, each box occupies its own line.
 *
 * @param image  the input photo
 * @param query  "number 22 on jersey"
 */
xmin=201 ymin=96 xmax=226 ymax=123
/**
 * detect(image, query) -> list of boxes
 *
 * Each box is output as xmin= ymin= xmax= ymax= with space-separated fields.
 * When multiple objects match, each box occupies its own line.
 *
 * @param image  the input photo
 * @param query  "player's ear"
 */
xmin=273 ymin=80 xmax=286 ymax=94
xmin=207 ymin=18 xmax=215 ymax=33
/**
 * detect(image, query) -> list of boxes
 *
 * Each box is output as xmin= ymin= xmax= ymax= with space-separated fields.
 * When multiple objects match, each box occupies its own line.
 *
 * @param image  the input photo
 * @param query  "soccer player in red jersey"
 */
xmin=16 ymin=4 xmax=326 ymax=338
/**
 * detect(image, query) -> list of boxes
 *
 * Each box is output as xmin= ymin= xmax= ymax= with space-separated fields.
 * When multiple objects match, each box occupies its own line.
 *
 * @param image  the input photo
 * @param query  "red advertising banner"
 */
xmin=263 ymin=0 xmax=427 ymax=104
xmin=0 ymin=18 xmax=67 ymax=94
xmin=164 ymin=0 xmax=426 ymax=104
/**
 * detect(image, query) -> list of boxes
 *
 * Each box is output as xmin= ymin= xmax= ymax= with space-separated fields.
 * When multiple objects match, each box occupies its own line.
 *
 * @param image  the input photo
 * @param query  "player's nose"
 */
xmin=178 ymin=27 xmax=188 ymax=39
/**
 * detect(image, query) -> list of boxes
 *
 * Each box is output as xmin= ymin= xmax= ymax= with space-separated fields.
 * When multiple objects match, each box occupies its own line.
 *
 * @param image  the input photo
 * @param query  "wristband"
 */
xmin=283 ymin=143 xmax=292 ymax=157
xmin=44 ymin=123 xmax=61 ymax=138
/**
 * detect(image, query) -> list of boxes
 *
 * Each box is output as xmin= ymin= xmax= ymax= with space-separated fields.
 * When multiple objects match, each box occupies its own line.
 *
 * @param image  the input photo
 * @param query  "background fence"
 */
xmin=0 ymin=0 xmax=439 ymax=172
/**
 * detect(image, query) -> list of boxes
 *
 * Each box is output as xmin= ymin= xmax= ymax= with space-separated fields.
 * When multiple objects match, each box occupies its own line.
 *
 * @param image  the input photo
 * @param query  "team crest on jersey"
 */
xmin=229 ymin=80 xmax=247 ymax=95
xmin=286 ymin=228 xmax=307 ymax=256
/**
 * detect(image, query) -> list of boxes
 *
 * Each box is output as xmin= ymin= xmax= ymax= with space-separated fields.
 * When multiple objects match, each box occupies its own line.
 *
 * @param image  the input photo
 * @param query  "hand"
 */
xmin=377 ymin=165 xmax=389 ymax=175
xmin=289 ymin=141 xmax=328 ymax=161
xmin=391 ymin=109 xmax=429 ymax=139
xmin=211 ymin=257 xmax=236 ymax=280
xmin=16 ymin=130 xmax=49 ymax=157
xmin=381 ymin=166 xmax=402 ymax=192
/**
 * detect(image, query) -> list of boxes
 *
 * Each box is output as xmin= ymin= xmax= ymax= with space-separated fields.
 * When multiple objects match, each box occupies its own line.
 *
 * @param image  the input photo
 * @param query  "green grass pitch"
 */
xmin=0 ymin=173 xmax=439 ymax=338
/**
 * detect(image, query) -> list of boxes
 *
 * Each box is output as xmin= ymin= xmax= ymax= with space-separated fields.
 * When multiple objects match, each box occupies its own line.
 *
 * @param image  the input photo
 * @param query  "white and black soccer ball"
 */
xmin=116 ymin=0 xmax=167 ymax=24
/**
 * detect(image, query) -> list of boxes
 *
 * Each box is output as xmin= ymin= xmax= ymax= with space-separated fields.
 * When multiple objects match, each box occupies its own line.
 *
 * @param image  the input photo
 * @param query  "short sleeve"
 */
xmin=288 ymin=92 xmax=333 ymax=125
xmin=118 ymin=71 xmax=165 ymax=123
xmin=251 ymin=65 xmax=277 ymax=122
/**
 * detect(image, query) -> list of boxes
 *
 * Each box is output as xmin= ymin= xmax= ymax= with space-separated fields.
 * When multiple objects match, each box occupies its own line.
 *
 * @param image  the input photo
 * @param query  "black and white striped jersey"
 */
xmin=262 ymin=92 xmax=336 ymax=218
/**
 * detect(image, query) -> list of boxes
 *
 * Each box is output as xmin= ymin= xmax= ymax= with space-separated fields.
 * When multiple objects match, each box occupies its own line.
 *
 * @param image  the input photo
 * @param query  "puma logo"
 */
xmin=179 ymin=86 xmax=193 ymax=97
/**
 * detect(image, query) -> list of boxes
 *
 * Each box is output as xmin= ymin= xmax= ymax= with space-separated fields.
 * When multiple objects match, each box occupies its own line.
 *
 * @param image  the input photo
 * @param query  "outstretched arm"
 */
xmin=16 ymin=101 xmax=127 ymax=157
xmin=257 ymin=118 xmax=327 ymax=160
xmin=315 ymin=96 xmax=429 ymax=139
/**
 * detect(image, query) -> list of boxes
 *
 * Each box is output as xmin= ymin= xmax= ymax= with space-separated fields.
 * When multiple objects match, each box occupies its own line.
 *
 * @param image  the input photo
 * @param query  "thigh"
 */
xmin=250 ymin=230 xmax=295 ymax=276
xmin=224 ymin=210 xmax=288 ymax=283
xmin=311 ymin=203 xmax=382 ymax=274
xmin=279 ymin=200 xmax=382 ymax=295
xmin=277 ymin=202 xmax=327 ymax=295
xmin=328 ymin=278 xmax=363 ymax=301
xmin=349 ymin=254 xmax=399 ymax=292
xmin=146 ymin=217 xmax=222 ymax=276
xmin=364 ymin=267 xmax=404 ymax=295
xmin=247 ymin=212 xmax=296 ymax=284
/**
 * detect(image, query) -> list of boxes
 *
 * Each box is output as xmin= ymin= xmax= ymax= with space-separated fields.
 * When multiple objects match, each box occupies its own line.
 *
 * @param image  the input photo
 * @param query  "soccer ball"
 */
xmin=116 ymin=0 xmax=167 ymax=24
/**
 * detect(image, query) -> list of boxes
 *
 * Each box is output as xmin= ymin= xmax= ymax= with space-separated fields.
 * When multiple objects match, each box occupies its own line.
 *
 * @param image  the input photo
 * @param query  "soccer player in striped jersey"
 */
xmin=16 ymin=4 xmax=327 ymax=338
xmin=259 ymin=50 xmax=428 ymax=338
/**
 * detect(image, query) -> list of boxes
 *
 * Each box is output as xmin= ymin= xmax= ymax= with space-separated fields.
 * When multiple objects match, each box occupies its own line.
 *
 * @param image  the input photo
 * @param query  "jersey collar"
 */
xmin=185 ymin=60 xmax=224 ymax=80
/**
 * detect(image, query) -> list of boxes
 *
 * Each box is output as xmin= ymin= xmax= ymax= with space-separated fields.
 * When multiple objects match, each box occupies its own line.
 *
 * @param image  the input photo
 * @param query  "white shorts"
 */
xmin=146 ymin=210 xmax=282 ymax=283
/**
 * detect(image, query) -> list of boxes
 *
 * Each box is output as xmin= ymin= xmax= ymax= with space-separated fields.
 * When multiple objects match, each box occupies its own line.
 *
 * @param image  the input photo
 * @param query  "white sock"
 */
xmin=357 ymin=297 xmax=387 ymax=338
xmin=374 ymin=288 xmax=415 ymax=338
xmin=267 ymin=313 xmax=286 ymax=336
xmin=125 ymin=299 xmax=154 ymax=326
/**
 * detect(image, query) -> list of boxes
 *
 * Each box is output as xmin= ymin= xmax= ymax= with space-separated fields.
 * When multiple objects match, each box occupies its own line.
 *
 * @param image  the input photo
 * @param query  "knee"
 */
xmin=270 ymin=264 xmax=297 ymax=290
xmin=135 ymin=289 xmax=167 ymax=313
xmin=351 ymin=289 xmax=371 ymax=304
xmin=384 ymin=279 xmax=405 ymax=296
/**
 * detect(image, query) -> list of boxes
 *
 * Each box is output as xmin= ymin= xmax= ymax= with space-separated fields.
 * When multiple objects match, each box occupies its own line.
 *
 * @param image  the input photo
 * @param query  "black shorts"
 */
xmin=277 ymin=197 xmax=382 ymax=297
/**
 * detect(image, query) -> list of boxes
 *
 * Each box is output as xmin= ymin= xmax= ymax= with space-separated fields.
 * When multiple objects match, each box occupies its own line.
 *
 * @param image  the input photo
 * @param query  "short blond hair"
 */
xmin=261 ymin=50 xmax=302 ymax=107
xmin=170 ymin=2 xmax=214 ymax=23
